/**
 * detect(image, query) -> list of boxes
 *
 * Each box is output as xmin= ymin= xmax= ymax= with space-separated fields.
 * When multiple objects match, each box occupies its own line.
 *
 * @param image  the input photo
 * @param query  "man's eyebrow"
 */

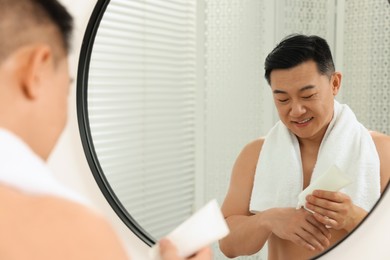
xmin=273 ymin=85 xmax=316 ymax=94
xmin=273 ymin=89 xmax=287 ymax=94
xmin=299 ymin=85 xmax=316 ymax=92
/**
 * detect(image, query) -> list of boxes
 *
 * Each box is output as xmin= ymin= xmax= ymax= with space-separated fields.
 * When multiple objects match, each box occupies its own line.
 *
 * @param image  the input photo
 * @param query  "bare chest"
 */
xmin=300 ymin=148 xmax=319 ymax=189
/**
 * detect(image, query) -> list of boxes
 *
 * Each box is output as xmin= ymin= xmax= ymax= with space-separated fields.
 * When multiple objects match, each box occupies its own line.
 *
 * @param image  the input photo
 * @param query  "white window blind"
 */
xmin=87 ymin=0 xmax=197 ymax=240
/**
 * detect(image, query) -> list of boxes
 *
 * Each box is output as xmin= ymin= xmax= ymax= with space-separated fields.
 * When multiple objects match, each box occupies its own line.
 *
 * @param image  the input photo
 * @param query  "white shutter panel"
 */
xmin=88 ymin=0 xmax=197 ymax=239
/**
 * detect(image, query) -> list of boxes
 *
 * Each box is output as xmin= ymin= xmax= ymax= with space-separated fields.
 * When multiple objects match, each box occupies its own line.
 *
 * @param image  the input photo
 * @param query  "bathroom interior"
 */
xmin=52 ymin=0 xmax=389 ymax=259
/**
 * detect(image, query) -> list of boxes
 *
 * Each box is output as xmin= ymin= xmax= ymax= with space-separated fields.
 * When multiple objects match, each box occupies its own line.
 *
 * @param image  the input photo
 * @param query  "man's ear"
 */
xmin=331 ymin=72 xmax=342 ymax=96
xmin=21 ymin=45 xmax=53 ymax=100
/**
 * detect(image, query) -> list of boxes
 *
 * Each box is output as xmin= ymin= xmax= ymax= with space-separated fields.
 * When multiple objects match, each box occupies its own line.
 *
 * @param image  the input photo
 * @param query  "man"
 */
xmin=0 ymin=0 xmax=211 ymax=259
xmin=219 ymin=34 xmax=390 ymax=260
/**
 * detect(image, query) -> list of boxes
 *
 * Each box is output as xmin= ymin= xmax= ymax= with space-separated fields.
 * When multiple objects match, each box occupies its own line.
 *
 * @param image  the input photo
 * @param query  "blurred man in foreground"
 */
xmin=0 ymin=0 xmax=211 ymax=259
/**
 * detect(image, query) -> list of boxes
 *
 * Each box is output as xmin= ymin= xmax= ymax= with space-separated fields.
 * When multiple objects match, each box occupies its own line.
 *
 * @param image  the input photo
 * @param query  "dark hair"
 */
xmin=264 ymin=34 xmax=335 ymax=85
xmin=0 ymin=0 xmax=73 ymax=61
xmin=33 ymin=0 xmax=74 ymax=52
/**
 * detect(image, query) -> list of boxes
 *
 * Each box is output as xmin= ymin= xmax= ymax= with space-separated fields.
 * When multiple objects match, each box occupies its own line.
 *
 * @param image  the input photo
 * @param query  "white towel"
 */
xmin=250 ymin=101 xmax=380 ymax=213
xmin=0 ymin=128 xmax=91 ymax=206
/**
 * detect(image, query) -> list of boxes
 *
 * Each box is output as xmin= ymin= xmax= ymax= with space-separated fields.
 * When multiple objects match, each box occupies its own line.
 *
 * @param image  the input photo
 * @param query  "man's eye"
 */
xmin=303 ymin=94 xmax=315 ymax=99
xmin=278 ymin=99 xmax=289 ymax=103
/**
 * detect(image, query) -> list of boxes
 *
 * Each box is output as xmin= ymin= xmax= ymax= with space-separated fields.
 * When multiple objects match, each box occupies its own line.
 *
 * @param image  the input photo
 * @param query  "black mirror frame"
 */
xmin=75 ymin=0 xmax=390 ymax=257
xmin=76 ymin=0 xmax=155 ymax=247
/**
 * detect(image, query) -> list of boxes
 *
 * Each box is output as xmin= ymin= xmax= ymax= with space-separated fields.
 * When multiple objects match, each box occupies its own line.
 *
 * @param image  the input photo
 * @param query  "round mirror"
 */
xmin=77 ymin=0 xmax=390 ymax=259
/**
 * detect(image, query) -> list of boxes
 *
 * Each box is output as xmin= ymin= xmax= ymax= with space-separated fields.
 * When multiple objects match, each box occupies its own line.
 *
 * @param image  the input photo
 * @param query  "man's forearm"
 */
xmin=219 ymin=213 xmax=271 ymax=258
xmin=345 ymin=205 xmax=368 ymax=233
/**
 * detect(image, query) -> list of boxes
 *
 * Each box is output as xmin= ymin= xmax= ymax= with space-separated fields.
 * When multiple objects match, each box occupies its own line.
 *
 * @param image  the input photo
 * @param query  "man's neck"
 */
xmin=297 ymin=120 xmax=332 ymax=152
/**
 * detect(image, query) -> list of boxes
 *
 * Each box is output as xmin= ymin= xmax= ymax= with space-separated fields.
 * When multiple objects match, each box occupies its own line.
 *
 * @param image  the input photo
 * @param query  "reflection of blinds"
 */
xmin=88 ymin=0 xmax=197 ymax=240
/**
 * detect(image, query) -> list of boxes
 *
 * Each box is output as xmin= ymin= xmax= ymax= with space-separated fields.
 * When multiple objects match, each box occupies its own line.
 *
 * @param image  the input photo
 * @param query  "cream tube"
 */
xmin=149 ymin=199 xmax=229 ymax=260
xmin=296 ymin=165 xmax=352 ymax=210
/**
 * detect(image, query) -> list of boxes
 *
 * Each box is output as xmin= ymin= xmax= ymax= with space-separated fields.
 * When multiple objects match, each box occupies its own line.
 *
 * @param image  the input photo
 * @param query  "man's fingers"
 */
xmin=189 ymin=247 xmax=212 ymax=260
xmin=159 ymin=239 xmax=180 ymax=260
xmin=290 ymin=232 xmax=316 ymax=251
xmin=313 ymin=212 xmax=338 ymax=229
xmin=295 ymin=230 xmax=325 ymax=252
xmin=306 ymin=214 xmax=331 ymax=238
xmin=306 ymin=202 xmax=339 ymax=220
xmin=312 ymin=190 xmax=345 ymax=203
xmin=306 ymin=195 xmax=340 ymax=212
xmin=294 ymin=221 xmax=329 ymax=250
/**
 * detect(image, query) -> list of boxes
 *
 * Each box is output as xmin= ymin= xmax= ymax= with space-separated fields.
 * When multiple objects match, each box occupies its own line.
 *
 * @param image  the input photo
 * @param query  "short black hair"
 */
xmin=33 ymin=0 xmax=74 ymax=52
xmin=0 ymin=0 xmax=73 ymax=61
xmin=264 ymin=34 xmax=335 ymax=85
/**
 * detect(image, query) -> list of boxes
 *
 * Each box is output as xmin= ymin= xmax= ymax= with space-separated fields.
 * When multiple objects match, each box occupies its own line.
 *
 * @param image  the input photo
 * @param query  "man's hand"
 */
xmin=305 ymin=190 xmax=368 ymax=232
xmin=268 ymin=208 xmax=331 ymax=252
xmin=159 ymin=239 xmax=212 ymax=260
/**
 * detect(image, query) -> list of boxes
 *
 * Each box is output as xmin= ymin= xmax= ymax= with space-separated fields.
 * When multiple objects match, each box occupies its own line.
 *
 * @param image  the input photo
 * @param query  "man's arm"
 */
xmin=219 ymin=139 xmax=330 ymax=258
xmin=370 ymin=131 xmax=390 ymax=193
xmin=306 ymin=131 xmax=390 ymax=233
xmin=219 ymin=139 xmax=270 ymax=257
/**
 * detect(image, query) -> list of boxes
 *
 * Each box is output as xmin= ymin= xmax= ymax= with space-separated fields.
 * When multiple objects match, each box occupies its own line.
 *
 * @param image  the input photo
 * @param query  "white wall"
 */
xmin=49 ymin=1 xmax=390 ymax=259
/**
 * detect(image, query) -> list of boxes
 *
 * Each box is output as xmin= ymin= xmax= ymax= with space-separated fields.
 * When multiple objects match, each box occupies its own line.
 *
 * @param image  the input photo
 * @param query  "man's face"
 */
xmin=270 ymin=60 xmax=340 ymax=141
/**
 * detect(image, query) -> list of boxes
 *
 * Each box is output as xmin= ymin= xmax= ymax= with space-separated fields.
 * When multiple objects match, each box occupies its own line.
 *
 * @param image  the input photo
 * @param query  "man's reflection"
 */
xmin=219 ymin=34 xmax=390 ymax=260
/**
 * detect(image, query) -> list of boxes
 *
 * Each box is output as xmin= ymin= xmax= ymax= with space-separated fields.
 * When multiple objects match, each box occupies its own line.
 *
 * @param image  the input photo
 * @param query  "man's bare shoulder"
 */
xmin=221 ymin=138 xmax=266 ymax=217
xmin=230 ymin=137 xmax=265 ymax=184
xmin=239 ymin=137 xmax=265 ymax=160
xmin=369 ymin=131 xmax=390 ymax=192
xmin=370 ymin=130 xmax=390 ymax=145
xmin=0 ymin=185 xmax=128 ymax=260
xmin=369 ymin=130 xmax=390 ymax=160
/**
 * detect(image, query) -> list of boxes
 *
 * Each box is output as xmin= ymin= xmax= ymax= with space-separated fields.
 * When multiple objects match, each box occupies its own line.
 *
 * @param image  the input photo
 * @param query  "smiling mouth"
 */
xmin=294 ymin=117 xmax=314 ymax=125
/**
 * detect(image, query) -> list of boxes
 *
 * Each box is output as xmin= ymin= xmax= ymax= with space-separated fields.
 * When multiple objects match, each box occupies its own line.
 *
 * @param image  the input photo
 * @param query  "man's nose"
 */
xmin=289 ymin=101 xmax=306 ymax=117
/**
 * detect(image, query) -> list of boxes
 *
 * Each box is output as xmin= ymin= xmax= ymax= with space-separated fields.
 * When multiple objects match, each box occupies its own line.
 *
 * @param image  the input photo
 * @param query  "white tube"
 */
xmin=296 ymin=164 xmax=352 ymax=210
xmin=149 ymin=199 xmax=229 ymax=260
